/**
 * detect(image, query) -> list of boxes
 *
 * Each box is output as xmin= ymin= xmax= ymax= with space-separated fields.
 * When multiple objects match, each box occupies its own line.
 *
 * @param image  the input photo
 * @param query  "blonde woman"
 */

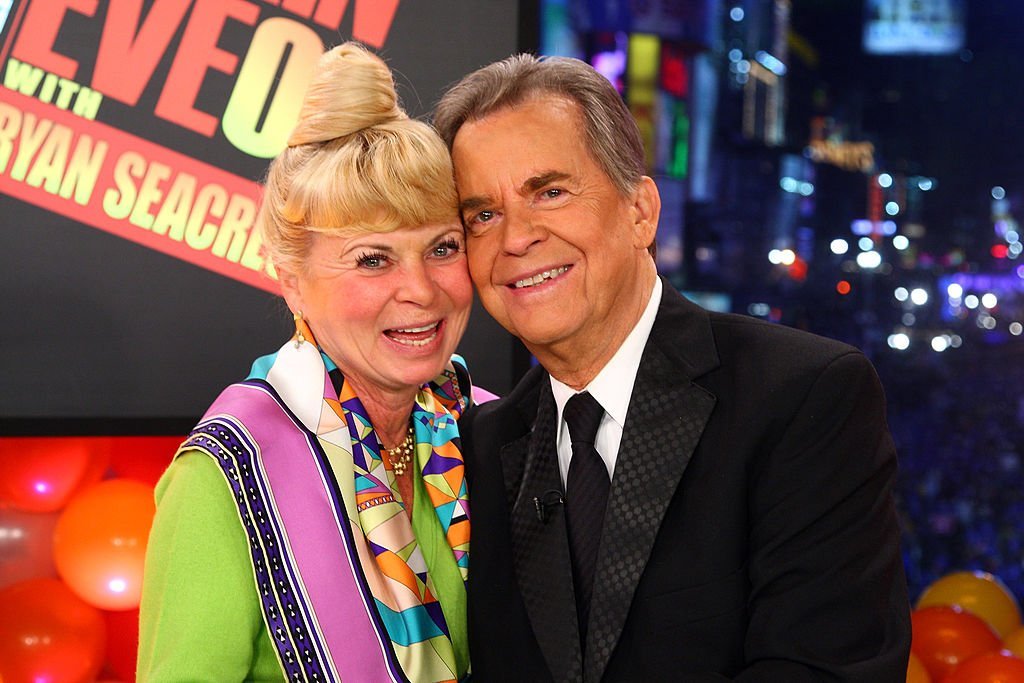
xmin=138 ymin=43 xmax=474 ymax=682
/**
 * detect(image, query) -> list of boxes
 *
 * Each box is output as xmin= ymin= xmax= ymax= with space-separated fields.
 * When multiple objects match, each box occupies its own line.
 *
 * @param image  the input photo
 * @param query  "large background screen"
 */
xmin=0 ymin=0 xmax=522 ymax=430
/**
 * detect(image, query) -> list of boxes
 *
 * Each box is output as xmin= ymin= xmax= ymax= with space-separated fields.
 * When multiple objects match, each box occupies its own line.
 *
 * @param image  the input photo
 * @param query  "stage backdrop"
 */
xmin=0 ymin=0 xmax=521 ymax=431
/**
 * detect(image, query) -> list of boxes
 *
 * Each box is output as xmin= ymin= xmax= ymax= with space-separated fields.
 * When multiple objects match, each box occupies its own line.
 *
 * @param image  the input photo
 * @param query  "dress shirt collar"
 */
xmin=551 ymin=276 xmax=662 ymax=428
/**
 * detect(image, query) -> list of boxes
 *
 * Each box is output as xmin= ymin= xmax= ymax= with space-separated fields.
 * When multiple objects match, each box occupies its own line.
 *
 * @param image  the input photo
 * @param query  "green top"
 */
xmin=137 ymin=453 xmax=283 ymax=682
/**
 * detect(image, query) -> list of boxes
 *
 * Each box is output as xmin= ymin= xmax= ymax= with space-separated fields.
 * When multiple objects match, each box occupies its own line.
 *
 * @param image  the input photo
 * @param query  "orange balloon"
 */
xmin=0 ymin=577 xmax=106 ymax=683
xmin=907 ymin=650 xmax=932 ymax=682
xmin=911 ymin=605 xmax=1002 ymax=680
xmin=0 ymin=437 xmax=109 ymax=512
xmin=945 ymin=651 xmax=1024 ymax=682
xmin=917 ymin=571 xmax=1023 ymax=639
xmin=52 ymin=479 xmax=156 ymax=610
xmin=1003 ymin=626 xmax=1024 ymax=659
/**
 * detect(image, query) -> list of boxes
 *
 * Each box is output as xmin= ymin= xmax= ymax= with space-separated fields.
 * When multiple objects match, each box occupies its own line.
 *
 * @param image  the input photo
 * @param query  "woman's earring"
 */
xmin=293 ymin=311 xmax=306 ymax=348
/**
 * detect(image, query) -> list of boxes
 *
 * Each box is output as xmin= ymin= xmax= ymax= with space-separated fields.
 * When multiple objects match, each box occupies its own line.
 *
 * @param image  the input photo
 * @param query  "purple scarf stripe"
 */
xmin=184 ymin=419 xmax=333 ymax=682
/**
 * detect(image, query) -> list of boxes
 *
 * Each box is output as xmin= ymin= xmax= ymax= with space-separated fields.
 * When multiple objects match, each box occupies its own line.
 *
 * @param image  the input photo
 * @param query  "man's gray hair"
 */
xmin=433 ymin=54 xmax=646 ymax=197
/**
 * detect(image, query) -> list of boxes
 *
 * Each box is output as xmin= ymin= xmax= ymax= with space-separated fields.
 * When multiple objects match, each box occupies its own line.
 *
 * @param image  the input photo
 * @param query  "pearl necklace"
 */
xmin=384 ymin=424 xmax=415 ymax=476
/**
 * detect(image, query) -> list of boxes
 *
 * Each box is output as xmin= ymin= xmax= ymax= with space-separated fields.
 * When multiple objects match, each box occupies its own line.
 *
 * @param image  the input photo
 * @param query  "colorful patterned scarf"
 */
xmin=183 ymin=321 xmax=471 ymax=682
xmin=331 ymin=355 xmax=471 ymax=679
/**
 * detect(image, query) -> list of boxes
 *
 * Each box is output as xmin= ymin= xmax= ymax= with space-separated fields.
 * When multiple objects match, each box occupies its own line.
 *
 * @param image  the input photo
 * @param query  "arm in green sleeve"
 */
xmin=137 ymin=451 xmax=281 ymax=682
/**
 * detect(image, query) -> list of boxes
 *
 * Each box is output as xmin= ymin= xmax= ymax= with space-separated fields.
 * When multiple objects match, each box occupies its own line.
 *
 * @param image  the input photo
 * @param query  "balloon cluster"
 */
xmin=6 ymin=437 xmax=1024 ymax=683
xmin=910 ymin=571 xmax=1024 ymax=682
xmin=0 ymin=436 xmax=179 ymax=683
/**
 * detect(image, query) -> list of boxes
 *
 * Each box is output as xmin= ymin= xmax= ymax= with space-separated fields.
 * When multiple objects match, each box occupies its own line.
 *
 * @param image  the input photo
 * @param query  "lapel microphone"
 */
xmin=532 ymin=489 xmax=564 ymax=523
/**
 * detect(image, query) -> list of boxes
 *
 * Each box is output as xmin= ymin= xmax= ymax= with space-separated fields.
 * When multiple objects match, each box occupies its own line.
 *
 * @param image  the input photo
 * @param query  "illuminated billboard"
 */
xmin=863 ymin=0 xmax=965 ymax=55
xmin=0 ymin=0 xmax=519 ymax=426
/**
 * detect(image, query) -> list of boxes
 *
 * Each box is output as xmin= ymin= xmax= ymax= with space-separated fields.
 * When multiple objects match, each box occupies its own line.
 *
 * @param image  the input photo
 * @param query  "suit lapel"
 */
xmin=584 ymin=285 xmax=718 ymax=682
xmin=504 ymin=380 xmax=584 ymax=683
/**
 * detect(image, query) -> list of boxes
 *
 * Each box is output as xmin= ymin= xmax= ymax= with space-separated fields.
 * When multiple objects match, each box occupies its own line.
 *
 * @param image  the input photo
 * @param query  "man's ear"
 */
xmin=630 ymin=176 xmax=661 ymax=251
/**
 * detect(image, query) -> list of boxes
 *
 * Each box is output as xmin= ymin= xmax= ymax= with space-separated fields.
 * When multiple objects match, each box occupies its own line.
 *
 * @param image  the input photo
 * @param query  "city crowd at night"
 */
xmin=538 ymin=0 xmax=1024 ymax=604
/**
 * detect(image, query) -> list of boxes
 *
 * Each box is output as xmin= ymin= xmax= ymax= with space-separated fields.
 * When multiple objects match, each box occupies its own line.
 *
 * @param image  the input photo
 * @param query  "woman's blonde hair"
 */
xmin=258 ymin=43 xmax=458 ymax=274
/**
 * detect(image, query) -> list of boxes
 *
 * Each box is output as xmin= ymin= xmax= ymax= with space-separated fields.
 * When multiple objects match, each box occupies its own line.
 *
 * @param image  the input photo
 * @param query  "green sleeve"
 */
xmin=137 ymin=452 xmax=282 ymax=682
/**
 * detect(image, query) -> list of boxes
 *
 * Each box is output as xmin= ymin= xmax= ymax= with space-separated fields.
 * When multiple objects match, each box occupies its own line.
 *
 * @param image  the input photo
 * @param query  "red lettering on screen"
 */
xmin=10 ymin=0 xmax=98 ymax=78
xmin=91 ymin=0 xmax=193 ymax=106
xmin=154 ymin=0 xmax=260 ymax=136
xmin=9 ymin=0 xmax=404 ymax=137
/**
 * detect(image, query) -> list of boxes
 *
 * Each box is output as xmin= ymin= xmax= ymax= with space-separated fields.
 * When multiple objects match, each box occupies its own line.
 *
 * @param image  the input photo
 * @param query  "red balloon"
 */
xmin=945 ymin=651 xmax=1024 ymax=682
xmin=0 ymin=505 xmax=60 ymax=589
xmin=53 ymin=479 xmax=156 ymax=610
xmin=103 ymin=607 xmax=140 ymax=682
xmin=0 ymin=437 xmax=109 ymax=512
xmin=912 ymin=606 xmax=1003 ymax=680
xmin=0 ymin=577 xmax=106 ymax=683
xmin=106 ymin=436 xmax=181 ymax=488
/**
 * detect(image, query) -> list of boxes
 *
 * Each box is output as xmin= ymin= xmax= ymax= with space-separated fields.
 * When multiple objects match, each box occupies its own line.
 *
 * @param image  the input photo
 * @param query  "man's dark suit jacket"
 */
xmin=461 ymin=281 xmax=911 ymax=682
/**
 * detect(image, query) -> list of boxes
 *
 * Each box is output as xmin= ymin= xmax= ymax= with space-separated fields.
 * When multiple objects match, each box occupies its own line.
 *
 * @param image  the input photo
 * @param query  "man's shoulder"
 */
xmin=659 ymin=281 xmax=853 ymax=348
xmin=653 ymin=286 xmax=865 ymax=379
xmin=707 ymin=309 xmax=859 ymax=360
xmin=693 ymin=309 xmax=881 ymax=403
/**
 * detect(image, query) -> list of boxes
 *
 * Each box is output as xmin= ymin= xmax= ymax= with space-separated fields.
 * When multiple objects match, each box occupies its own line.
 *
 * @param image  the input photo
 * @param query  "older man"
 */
xmin=435 ymin=55 xmax=911 ymax=682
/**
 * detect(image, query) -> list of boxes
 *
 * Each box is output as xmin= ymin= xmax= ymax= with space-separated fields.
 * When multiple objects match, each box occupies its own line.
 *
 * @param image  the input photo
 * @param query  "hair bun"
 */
xmin=287 ymin=43 xmax=406 ymax=147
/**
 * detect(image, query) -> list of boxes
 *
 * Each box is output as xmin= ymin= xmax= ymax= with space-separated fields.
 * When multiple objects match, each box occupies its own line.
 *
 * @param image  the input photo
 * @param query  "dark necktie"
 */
xmin=563 ymin=391 xmax=610 ymax=646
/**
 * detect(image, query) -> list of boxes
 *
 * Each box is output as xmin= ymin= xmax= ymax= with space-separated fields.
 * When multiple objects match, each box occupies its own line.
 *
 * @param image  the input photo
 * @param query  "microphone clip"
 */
xmin=533 ymin=489 xmax=564 ymax=523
